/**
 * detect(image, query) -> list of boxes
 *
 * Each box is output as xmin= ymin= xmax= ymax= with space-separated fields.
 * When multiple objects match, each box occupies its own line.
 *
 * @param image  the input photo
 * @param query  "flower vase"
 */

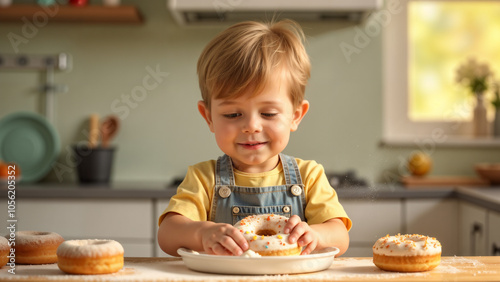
xmin=473 ymin=92 xmax=488 ymax=137
xmin=494 ymin=109 xmax=500 ymax=137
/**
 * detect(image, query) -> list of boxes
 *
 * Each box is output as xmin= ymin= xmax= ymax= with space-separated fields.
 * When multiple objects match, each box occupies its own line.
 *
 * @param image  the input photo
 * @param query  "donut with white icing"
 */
xmin=0 ymin=236 xmax=9 ymax=267
xmin=57 ymin=239 xmax=124 ymax=274
xmin=15 ymin=231 xmax=64 ymax=264
xmin=373 ymin=234 xmax=441 ymax=272
xmin=235 ymin=214 xmax=301 ymax=256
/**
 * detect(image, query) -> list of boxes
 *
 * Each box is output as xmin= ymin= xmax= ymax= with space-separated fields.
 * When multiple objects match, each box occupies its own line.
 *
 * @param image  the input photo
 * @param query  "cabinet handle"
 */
xmin=493 ymin=243 xmax=500 ymax=256
xmin=471 ymin=222 xmax=483 ymax=255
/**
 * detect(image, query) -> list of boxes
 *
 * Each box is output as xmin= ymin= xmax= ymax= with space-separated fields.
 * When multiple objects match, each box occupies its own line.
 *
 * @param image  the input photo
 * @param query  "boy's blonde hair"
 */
xmin=197 ymin=20 xmax=311 ymax=109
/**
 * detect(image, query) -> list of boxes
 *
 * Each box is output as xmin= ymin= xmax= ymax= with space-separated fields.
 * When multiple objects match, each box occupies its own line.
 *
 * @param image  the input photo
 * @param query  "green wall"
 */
xmin=1 ymin=1 xmax=499 ymax=185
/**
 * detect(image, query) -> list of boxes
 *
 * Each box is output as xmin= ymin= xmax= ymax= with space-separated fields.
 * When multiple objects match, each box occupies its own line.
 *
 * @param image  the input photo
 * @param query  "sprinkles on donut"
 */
xmin=234 ymin=214 xmax=301 ymax=256
xmin=372 ymin=233 xmax=442 ymax=272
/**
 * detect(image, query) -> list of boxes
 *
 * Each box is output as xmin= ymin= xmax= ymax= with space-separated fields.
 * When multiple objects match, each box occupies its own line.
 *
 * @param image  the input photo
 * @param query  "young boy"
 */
xmin=158 ymin=20 xmax=351 ymax=257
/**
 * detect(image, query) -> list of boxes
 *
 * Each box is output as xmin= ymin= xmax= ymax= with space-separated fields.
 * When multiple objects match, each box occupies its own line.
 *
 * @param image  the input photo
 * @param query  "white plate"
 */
xmin=177 ymin=247 xmax=339 ymax=275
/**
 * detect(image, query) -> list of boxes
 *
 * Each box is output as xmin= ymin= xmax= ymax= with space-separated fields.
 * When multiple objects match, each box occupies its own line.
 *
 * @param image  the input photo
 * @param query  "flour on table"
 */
xmin=0 ymin=257 xmax=483 ymax=281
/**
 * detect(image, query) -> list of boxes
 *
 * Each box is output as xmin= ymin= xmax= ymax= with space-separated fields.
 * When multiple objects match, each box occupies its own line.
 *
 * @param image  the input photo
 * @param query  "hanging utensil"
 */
xmin=0 ymin=53 xmax=70 ymax=124
xmin=100 ymin=115 xmax=120 ymax=148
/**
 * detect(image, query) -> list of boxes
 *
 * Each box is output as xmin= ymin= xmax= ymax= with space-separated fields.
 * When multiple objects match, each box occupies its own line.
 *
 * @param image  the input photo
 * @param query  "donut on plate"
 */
xmin=0 ymin=236 xmax=9 ymax=267
xmin=15 ymin=231 xmax=64 ymax=264
xmin=57 ymin=239 xmax=124 ymax=275
xmin=235 ymin=214 xmax=301 ymax=256
xmin=373 ymin=234 xmax=441 ymax=272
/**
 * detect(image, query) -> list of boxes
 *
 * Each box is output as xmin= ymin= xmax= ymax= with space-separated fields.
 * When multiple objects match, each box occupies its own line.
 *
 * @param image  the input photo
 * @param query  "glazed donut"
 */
xmin=0 ymin=236 xmax=9 ymax=267
xmin=15 ymin=231 xmax=64 ymax=264
xmin=235 ymin=214 xmax=301 ymax=256
xmin=373 ymin=234 xmax=441 ymax=272
xmin=57 ymin=239 xmax=124 ymax=275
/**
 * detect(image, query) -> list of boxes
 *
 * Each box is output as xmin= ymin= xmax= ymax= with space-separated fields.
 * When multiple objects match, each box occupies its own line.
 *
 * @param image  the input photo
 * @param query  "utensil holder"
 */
xmin=73 ymin=146 xmax=116 ymax=184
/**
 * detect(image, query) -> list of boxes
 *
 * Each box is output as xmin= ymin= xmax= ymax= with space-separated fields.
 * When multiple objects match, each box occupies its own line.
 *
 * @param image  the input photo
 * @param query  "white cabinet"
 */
xmin=341 ymin=199 xmax=402 ymax=257
xmin=14 ymin=199 xmax=154 ymax=257
xmin=488 ymin=210 xmax=500 ymax=256
xmin=341 ymin=198 xmax=460 ymax=257
xmin=405 ymin=199 xmax=459 ymax=256
xmin=154 ymin=199 xmax=172 ymax=257
xmin=459 ymin=202 xmax=488 ymax=256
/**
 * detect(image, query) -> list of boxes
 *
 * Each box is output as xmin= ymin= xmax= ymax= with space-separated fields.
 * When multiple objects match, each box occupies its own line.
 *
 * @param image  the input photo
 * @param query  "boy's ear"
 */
xmin=290 ymin=100 xmax=309 ymax=132
xmin=198 ymin=100 xmax=215 ymax=132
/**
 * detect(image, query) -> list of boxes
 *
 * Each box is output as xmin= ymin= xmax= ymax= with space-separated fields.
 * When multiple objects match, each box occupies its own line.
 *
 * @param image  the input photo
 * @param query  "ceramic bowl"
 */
xmin=475 ymin=163 xmax=500 ymax=185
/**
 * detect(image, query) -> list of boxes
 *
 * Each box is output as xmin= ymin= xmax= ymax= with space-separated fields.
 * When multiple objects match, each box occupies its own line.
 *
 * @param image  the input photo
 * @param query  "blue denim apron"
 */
xmin=209 ymin=154 xmax=306 ymax=225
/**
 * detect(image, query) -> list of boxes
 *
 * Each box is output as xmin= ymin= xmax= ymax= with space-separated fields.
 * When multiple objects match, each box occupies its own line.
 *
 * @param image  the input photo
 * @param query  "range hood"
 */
xmin=167 ymin=0 xmax=383 ymax=26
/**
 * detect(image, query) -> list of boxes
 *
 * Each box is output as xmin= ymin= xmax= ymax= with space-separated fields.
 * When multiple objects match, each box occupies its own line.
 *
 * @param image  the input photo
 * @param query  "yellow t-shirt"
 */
xmin=159 ymin=158 xmax=352 ymax=231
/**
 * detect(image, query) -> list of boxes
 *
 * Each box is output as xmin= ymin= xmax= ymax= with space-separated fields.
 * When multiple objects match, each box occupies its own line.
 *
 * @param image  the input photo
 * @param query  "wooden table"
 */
xmin=0 ymin=256 xmax=499 ymax=281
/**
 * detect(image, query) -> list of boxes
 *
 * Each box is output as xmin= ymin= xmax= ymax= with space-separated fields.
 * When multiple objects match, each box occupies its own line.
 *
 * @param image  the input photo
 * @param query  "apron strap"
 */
xmin=279 ymin=154 xmax=303 ymax=185
xmin=216 ymin=154 xmax=235 ymax=186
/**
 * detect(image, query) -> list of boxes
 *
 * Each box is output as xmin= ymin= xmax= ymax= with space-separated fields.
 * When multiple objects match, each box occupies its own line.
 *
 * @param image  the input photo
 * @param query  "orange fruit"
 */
xmin=0 ymin=161 xmax=21 ymax=178
xmin=0 ymin=161 xmax=7 ymax=178
xmin=408 ymin=152 xmax=432 ymax=176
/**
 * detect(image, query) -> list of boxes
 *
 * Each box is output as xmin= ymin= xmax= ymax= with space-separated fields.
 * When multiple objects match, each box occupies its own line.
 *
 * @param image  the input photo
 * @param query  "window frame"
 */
xmin=382 ymin=0 xmax=498 ymax=146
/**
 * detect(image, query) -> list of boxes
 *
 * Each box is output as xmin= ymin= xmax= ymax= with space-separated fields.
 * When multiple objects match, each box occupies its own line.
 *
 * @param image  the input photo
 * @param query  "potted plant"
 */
xmin=456 ymin=58 xmax=494 ymax=137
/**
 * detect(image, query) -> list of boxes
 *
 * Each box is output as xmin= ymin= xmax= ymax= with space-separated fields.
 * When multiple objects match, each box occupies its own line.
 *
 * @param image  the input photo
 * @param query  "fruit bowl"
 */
xmin=475 ymin=163 xmax=500 ymax=185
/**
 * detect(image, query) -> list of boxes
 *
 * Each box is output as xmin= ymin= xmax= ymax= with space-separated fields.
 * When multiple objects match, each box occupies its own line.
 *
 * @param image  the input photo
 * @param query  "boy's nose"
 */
xmin=243 ymin=115 xmax=262 ymax=133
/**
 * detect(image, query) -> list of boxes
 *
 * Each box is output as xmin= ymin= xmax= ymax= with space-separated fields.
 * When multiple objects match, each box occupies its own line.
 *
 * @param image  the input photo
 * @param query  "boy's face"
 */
xmin=198 ymin=73 xmax=309 ymax=173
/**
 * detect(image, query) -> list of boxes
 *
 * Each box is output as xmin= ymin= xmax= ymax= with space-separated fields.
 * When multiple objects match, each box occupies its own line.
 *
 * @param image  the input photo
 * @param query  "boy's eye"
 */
xmin=223 ymin=113 xmax=241 ymax=118
xmin=261 ymin=113 xmax=277 ymax=118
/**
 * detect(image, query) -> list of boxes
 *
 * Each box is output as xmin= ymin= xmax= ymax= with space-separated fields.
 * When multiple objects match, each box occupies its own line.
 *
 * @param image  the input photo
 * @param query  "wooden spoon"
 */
xmin=100 ymin=115 xmax=120 ymax=148
xmin=88 ymin=113 xmax=99 ymax=148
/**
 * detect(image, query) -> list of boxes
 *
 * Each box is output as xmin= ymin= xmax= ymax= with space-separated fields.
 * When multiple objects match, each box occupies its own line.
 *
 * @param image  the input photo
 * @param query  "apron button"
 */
xmin=218 ymin=186 xmax=231 ymax=198
xmin=291 ymin=185 xmax=302 ymax=196
xmin=232 ymin=207 xmax=240 ymax=214
xmin=283 ymin=206 xmax=290 ymax=213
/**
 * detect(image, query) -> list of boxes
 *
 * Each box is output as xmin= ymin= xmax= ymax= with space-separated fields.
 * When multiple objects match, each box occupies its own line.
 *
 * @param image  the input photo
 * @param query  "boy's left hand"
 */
xmin=283 ymin=215 xmax=318 ymax=255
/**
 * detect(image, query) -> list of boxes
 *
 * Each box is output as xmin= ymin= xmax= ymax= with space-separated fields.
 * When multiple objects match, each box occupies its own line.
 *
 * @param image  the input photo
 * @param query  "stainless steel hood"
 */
xmin=167 ymin=0 xmax=383 ymax=26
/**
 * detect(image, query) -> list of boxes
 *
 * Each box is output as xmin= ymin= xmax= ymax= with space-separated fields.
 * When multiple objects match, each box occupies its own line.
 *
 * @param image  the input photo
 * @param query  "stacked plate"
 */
xmin=0 ymin=112 xmax=60 ymax=183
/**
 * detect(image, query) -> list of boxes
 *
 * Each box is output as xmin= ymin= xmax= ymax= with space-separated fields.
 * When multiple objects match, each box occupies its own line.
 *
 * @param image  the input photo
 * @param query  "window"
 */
xmin=383 ymin=0 xmax=500 ymax=146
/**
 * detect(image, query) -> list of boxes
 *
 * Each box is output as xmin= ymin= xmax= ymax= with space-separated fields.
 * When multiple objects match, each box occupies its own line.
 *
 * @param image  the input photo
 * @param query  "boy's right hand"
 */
xmin=200 ymin=223 xmax=249 ymax=256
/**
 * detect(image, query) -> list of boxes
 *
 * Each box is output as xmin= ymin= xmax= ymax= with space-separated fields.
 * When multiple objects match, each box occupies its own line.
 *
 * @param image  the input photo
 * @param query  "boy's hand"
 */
xmin=283 ymin=215 xmax=319 ymax=255
xmin=200 ymin=223 xmax=248 ymax=256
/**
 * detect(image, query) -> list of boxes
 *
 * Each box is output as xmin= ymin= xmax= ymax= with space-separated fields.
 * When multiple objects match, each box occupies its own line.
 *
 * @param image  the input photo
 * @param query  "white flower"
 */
xmin=455 ymin=57 xmax=493 ymax=94
xmin=476 ymin=63 xmax=491 ymax=78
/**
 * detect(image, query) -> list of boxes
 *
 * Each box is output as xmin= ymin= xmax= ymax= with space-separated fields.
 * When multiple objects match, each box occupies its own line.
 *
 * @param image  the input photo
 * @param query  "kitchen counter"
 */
xmin=2 ymin=182 xmax=499 ymax=212
xmin=1 ymin=182 xmax=178 ymax=199
xmin=455 ymin=186 xmax=500 ymax=212
xmin=0 ymin=256 xmax=499 ymax=281
xmin=0 ymin=182 xmax=458 ymax=200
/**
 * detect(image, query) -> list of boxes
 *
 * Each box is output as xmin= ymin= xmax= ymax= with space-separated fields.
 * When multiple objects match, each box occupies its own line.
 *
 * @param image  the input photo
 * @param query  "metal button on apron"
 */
xmin=283 ymin=206 xmax=290 ymax=213
xmin=218 ymin=186 xmax=231 ymax=198
xmin=232 ymin=207 xmax=240 ymax=214
xmin=291 ymin=185 xmax=302 ymax=196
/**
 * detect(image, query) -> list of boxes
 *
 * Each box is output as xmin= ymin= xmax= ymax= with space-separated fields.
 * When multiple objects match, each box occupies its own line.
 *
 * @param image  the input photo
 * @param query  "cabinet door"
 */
xmin=459 ymin=202 xmax=488 ymax=256
xmin=154 ymin=199 xmax=173 ymax=257
xmin=341 ymin=199 xmax=402 ymax=257
xmin=15 ymin=198 xmax=153 ymax=257
xmin=343 ymin=245 xmax=374 ymax=257
xmin=488 ymin=210 xmax=500 ymax=256
xmin=406 ymin=199 xmax=459 ymax=256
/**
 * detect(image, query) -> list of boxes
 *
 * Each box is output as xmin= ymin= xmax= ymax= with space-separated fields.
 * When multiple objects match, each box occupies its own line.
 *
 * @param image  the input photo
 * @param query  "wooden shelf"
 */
xmin=0 ymin=4 xmax=143 ymax=24
xmin=401 ymin=176 xmax=490 ymax=188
